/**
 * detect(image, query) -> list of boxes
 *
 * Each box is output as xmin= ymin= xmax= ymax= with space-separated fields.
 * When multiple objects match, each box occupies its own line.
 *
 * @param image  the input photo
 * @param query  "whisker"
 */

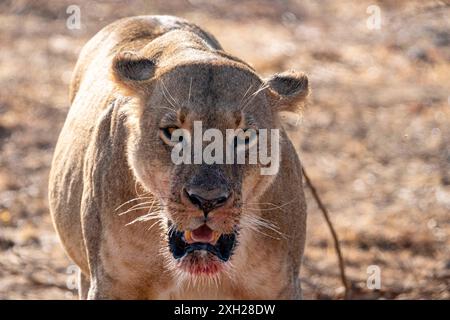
xmin=188 ymin=77 xmax=193 ymax=106
xmin=240 ymin=218 xmax=282 ymax=240
xmin=117 ymin=201 xmax=157 ymax=216
xmin=156 ymin=106 xmax=178 ymax=113
xmin=241 ymin=83 xmax=269 ymax=112
xmin=238 ymin=83 xmax=254 ymax=109
xmin=242 ymin=198 xmax=297 ymax=213
xmin=115 ymin=196 xmax=155 ymax=212
xmin=160 ymin=79 xmax=179 ymax=111
xmin=125 ymin=210 xmax=164 ymax=226
xmin=134 ymin=181 xmax=150 ymax=197
xmin=125 ymin=215 xmax=160 ymax=226
xmin=240 ymin=213 xmax=287 ymax=239
xmin=147 ymin=218 xmax=164 ymax=230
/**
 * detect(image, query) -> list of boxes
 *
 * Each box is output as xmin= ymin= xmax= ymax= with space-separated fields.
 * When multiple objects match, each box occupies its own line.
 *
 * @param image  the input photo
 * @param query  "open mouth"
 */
xmin=168 ymin=223 xmax=237 ymax=265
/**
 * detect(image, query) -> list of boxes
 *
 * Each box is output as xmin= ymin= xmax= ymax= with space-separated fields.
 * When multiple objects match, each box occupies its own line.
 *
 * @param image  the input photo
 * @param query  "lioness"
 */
xmin=49 ymin=15 xmax=309 ymax=299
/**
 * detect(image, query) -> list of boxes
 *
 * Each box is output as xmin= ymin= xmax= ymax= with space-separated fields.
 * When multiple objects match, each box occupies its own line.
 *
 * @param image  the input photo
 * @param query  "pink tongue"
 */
xmin=191 ymin=225 xmax=214 ymax=243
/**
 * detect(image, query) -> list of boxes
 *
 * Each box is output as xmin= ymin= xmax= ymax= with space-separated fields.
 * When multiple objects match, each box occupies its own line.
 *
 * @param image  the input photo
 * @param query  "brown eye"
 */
xmin=234 ymin=128 xmax=257 ymax=149
xmin=159 ymin=126 xmax=181 ymax=146
xmin=161 ymin=127 xmax=176 ymax=139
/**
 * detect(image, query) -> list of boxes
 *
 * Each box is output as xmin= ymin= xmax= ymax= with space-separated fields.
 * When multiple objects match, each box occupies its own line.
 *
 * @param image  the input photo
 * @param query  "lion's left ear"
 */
xmin=265 ymin=71 xmax=310 ymax=112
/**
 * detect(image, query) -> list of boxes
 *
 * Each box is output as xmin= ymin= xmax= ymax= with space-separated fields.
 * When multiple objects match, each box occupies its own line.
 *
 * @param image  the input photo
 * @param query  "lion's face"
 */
xmin=113 ymin=52 xmax=309 ymax=276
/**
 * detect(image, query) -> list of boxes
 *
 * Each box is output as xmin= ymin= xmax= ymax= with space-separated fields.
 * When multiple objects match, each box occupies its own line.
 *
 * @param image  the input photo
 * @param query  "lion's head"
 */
xmin=111 ymin=30 xmax=309 ymax=276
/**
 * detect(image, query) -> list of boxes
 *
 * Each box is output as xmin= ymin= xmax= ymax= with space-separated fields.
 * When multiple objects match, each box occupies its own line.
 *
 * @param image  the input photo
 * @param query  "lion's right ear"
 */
xmin=111 ymin=51 xmax=156 ymax=94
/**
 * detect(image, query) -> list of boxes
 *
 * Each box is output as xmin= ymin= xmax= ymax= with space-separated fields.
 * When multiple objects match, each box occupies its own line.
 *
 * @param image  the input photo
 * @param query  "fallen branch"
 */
xmin=302 ymin=166 xmax=351 ymax=299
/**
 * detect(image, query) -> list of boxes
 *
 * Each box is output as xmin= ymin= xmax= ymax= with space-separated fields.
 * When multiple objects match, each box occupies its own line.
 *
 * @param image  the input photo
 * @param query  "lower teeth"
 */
xmin=168 ymin=226 xmax=237 ymax=262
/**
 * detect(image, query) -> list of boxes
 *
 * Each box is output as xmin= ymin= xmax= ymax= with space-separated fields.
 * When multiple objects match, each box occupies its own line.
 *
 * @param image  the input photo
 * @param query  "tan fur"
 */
xmin=49 ymin=15 xmax=309 ymax=300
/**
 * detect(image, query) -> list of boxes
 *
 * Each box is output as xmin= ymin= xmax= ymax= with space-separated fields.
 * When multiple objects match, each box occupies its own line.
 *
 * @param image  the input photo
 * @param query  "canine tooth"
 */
xmin=212 ymin=231 xmax=221 ymax=243
xmin=184 ymin=230 xmax=193 ymax=243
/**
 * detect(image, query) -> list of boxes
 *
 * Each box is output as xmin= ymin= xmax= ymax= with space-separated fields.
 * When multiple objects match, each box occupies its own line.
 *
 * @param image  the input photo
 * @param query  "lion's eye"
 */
xmin=161 ymin=127 xmax=176 ymax=139
xmin=159 ymin=126 xmax=180 ymax=145
xmin=234 ymin=128 xmax=257 ymax=149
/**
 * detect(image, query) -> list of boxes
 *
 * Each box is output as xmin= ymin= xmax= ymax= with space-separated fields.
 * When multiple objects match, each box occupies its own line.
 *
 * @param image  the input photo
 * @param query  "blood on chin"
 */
xmin=177 ymin=251 xmax=224 ymax=275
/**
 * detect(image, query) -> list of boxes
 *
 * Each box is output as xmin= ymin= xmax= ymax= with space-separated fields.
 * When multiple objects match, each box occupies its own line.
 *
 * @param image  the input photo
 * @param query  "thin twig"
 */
xmin=302 ymin=166 xmax=351 ymax=299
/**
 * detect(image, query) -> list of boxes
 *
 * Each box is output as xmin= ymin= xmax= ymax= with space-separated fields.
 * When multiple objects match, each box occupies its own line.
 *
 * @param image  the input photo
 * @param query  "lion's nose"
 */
xmin=184 ymin=186 xmax=231 ymax=215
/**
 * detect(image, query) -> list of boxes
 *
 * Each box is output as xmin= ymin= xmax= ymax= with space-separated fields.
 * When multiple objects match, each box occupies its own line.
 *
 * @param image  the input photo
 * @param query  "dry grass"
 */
xmin=0 ymin=0 xmax=449 ymax=299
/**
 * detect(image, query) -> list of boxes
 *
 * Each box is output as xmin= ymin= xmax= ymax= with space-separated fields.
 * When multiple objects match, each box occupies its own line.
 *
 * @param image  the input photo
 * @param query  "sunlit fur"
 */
xmin=49 ymin=15 xmax=309 ymax=299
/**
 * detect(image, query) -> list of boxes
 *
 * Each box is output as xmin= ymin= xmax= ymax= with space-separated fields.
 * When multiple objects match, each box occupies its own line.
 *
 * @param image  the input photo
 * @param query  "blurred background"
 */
xmin=0 ymin=0 xmax=449 ymax=299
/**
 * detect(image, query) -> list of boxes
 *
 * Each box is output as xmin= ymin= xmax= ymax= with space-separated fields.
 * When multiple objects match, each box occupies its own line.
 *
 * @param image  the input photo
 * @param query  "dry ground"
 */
xmin=0 ymin=0 xmax=449 ymax=299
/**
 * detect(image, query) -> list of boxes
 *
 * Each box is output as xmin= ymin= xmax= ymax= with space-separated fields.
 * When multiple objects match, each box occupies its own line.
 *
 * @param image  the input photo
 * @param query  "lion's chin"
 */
xmin=176 ymin=251 xmax=224 ymax=275
xmin=168 ymin=223 xmax=237 ymax=275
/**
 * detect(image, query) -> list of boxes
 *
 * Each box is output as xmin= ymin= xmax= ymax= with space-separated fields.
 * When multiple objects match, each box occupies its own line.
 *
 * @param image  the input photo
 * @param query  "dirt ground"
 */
xmin=0 ymin=0 xmax=449 ymax=299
